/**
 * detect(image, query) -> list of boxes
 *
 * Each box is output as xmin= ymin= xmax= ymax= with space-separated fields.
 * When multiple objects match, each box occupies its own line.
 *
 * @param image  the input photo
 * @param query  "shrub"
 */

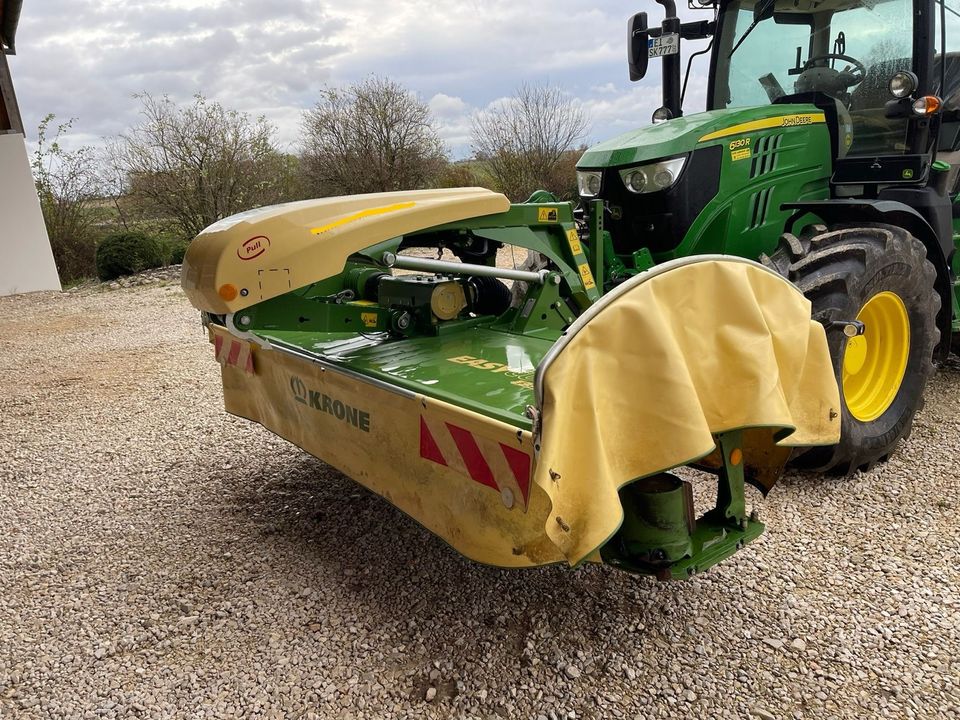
xmin=48 ymin=228 xmax=99 ymax=283
xmin=437 ymin=161 xmax=489 ymax=189
xmin=95 ymin=231 xmax=165 ymax=281
xmin=168 ymin=240 xmax=189 ymax=266
xmin=160 ymin=237 xmax=190 ymax=266
xmin=33 ymin=115 xmax=101 ymax=282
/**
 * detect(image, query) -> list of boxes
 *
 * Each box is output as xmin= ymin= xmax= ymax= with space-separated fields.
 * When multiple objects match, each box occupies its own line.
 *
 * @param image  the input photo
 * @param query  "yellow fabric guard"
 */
xmin=533 ymin=258 xmax=840 ymax=564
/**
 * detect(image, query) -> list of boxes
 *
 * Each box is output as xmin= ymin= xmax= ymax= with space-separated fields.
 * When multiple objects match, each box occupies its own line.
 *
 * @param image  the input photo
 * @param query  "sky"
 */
xmin=8 ymin=0 xmax=713 ymax=159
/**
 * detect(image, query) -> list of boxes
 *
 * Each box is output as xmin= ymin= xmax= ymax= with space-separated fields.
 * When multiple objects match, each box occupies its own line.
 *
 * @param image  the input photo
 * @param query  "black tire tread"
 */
xmin=763 ymin=223 xmax=939 ymax=474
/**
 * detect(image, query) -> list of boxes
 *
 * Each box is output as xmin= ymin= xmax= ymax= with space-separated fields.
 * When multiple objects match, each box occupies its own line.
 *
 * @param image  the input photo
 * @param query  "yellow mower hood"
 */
xmin=181 ymin=187 xmax=510 ymax=314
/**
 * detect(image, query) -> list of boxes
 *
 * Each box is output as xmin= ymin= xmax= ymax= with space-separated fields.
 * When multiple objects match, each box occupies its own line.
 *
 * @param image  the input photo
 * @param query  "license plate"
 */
xmin=648 ymin=33 xmax=679 ymax=57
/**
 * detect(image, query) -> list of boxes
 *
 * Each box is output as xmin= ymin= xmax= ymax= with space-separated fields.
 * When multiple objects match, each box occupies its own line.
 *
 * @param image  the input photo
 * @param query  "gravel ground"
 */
xmin=1 ymin=279 xmax=959 ymax=720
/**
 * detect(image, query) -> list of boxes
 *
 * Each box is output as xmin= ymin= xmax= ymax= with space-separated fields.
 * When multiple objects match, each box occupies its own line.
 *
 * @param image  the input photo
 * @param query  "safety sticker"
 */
xmin=361 ymin=312 xmax=378 ymax=328
xmin=578 ymin=262 xmax=597 ymax=290
xmin=214 ymin=334 xmax=254 ymax=375
xmin=729 ymin=137 xmax=750 ymax=161
xmin=538 ymin=207 xmax=559 ymax=223
xmin=419 ymin=416 xmax=531 ymax=510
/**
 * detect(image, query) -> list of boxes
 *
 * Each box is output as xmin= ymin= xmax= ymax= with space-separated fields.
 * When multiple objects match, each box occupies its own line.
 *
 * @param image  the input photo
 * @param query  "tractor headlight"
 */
xmin=577 ymin=170 xmax=603 ymax=197
xmin=618 ymin=156 xmax=687 ymax=194
xmin=623 ymin=170 xmax=647 ymax=193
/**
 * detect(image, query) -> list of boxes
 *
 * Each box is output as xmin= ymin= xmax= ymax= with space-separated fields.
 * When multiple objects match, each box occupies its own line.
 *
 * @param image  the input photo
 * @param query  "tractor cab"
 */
xmin=710 ymin=0 xmax=960 ymax=173
xmin=575 ymin=0 xmax=959 ymax=473
xmin=713 ymin=0 xmax=933 ymax=157
xmin=609 ymin=0 xmax=957 ymax=184
xmin=578 ymin=0 xmax=957 ymax=277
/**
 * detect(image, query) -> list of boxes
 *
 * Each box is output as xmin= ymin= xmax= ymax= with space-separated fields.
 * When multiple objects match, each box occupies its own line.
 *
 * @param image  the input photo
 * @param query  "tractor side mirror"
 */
xmin=628 ymin=12 xmax=649 ymax=82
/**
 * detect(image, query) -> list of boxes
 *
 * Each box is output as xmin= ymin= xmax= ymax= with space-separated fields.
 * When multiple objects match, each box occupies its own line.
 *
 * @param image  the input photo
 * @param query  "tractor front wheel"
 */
xmin=762 ymin=224 xmax=939 ymax=474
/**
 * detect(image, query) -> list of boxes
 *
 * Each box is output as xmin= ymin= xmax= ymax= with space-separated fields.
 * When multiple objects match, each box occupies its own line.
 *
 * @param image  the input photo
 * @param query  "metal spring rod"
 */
xmin=381 ymin=252 xmax=548 ymax=284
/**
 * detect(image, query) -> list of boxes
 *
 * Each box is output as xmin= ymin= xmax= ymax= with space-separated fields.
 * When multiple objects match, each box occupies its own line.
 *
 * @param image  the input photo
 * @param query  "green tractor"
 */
xmin=581 ymin=0 xmax=960 ymax=473
xmin=183 ymin=0 xmax=957 ymax=579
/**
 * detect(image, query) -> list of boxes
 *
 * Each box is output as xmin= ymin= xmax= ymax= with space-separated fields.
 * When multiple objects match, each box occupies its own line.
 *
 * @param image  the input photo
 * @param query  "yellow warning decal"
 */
xmin=538 ymin=207 xmax=559 ymax=223
xmin=566 ymin=228 xmax=583 ymax=255
xmin=311 ymin=202 xmax=416 ymax=235
xmin=361 ymin=312 xmax=378 ymax=328
xmin=698 ymin=113 xmax=826 ymax=143
xmin=731 ymin=148 xmax=751 ymax=161
xmin=578 ymin=263 xmax=597 ymax=290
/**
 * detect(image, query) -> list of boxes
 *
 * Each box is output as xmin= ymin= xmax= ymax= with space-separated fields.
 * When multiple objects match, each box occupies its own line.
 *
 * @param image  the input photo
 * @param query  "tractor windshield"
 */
xmin=712 ymin=0 xmax=914 ymax=155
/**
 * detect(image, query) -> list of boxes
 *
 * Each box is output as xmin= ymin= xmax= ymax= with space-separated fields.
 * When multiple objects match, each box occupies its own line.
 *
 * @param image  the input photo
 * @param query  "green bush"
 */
xmin=95 ymin=231 xmax=165 ymax=281
xmin=158 ymin=237 xmax=190 ymax=266
xmin=170 ymin=240 xmax=190 ymax=265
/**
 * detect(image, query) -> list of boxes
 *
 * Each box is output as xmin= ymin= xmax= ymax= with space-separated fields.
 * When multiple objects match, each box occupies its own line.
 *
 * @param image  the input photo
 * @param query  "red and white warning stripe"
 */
xmin=419 ymin=416 xmax=531 ymax=510
xmin=214 ymin=334 xmax=255 ymax=375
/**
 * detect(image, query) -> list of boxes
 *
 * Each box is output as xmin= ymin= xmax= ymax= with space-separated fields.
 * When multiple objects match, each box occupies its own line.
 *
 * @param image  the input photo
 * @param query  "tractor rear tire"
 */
xmin=761 ymin=223 xmax=939 ymax=474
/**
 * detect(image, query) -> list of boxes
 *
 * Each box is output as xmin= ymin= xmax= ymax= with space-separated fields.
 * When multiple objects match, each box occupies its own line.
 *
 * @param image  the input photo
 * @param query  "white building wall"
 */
xmin=0 ymin=131 xmax=61 ymax=295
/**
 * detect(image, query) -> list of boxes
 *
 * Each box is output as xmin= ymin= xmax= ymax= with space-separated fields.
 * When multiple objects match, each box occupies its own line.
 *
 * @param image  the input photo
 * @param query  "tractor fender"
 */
xmin=782 ymin=199 xmax=953 ymax=357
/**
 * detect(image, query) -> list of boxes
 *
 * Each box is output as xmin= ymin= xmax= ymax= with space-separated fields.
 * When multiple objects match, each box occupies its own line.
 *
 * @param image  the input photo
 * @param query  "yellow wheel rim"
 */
xmin=841 ymin=291 xmax=910 ymax=422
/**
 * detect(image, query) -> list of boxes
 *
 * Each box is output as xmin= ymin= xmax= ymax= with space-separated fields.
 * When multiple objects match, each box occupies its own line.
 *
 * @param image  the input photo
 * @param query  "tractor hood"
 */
xmin=577 ymin=104 xmax=825 ymax=169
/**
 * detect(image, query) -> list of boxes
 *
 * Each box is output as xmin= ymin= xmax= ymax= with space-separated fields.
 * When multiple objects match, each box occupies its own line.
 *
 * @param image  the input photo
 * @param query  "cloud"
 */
xmin=427 ymin=93 xmax=474 ymax=154
xmin=591 ymin=82 xmax=619 ymax=95
xmin=9 ymin=1 xmax=715 ymax=158
xmin=12 ymin=0 xmax=348 ymax=148
xmin=428 ymin=93 xmax=468 ymax=118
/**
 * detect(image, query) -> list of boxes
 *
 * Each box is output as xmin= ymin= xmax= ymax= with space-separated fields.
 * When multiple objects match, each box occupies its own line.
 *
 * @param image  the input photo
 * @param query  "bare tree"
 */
xmin=471 ymin=84 xmax=588 ymax=201
xmin=99 ymin=141 xmax=134 ymax=232
xmin=299 ymin=76 xmax=448 ymax=196
xmin=112 ymin=93 xmax=296 ymax=240
xmin=32 ymin=114 xmax=102 ymax=281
